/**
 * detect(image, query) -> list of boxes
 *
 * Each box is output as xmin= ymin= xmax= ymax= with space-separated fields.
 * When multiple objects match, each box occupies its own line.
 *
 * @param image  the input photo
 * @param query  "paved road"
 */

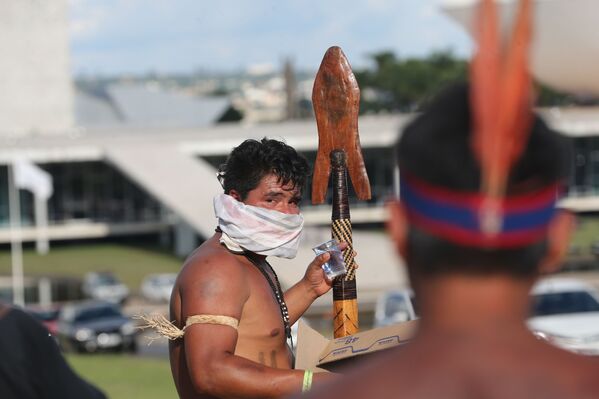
xmin=124 ymin=299 xmax=171 ymax=358
xmin=136 ymin=329 xmax=169 ymax=358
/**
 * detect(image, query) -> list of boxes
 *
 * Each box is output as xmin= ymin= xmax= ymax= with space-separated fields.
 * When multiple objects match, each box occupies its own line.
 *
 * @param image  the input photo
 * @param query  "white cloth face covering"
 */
xmin=213 ymin=193 xmax=304 ymax=259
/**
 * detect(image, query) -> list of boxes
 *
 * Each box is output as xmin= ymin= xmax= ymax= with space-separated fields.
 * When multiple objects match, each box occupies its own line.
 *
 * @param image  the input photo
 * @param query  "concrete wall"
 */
xmin=0 ymin=0 xmax=73 ymax=136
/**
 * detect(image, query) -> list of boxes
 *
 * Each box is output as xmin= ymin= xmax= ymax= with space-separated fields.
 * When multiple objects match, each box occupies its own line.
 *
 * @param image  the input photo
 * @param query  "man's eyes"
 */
xmin=263 ymin=198 xmax=300 ymax=207
xmin=262 ymin=192 xmax=301 ymax=202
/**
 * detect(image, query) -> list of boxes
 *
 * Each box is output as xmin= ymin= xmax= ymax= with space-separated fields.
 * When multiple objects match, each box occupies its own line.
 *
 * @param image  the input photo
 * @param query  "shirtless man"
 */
xmin=169 ymin=138 xmax=337 ymax=398
xmin=302 ymin=84 xmax=599 ymax=399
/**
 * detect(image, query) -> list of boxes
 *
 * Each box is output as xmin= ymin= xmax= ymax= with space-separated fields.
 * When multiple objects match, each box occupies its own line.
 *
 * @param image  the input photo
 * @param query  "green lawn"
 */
xmin=571 ymin=216 xmax=599 ymax=254
xmin=0 ymin=243 xmax=183 ymax=293
xmin=66 ymin=354 xmax=177 ymax=399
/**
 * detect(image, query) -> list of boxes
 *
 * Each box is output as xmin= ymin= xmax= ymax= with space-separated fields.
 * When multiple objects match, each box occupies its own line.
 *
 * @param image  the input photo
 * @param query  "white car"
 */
xmin=140 ymin=273 xmax=177 ymax=302
xmin=374 ymin=288 xmax=418 ymax=328
xmin=528 ymin=277 xmax=599 ymax=356
xmin=82 ymin=272 xmax=129 ymax=304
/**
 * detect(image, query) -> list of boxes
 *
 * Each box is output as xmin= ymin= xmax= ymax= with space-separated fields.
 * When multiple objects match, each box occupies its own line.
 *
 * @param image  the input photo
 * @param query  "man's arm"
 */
xmin=283 ymin=252 xmax=331 ymax=325
xmin=180 ymin=255 xmax=323 ymax=398
xmin=284 ymin=242 xmax=349 ymax=324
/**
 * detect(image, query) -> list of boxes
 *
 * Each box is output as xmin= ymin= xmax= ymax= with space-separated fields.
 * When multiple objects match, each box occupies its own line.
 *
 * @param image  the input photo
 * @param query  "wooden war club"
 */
xmin=312 ymin=46 xmax=371 ymax=338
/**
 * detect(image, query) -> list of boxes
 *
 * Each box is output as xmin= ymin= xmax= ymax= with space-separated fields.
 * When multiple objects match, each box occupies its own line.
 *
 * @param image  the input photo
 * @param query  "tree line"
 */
xmin=354 ymin=50 xmax=577 ymax=114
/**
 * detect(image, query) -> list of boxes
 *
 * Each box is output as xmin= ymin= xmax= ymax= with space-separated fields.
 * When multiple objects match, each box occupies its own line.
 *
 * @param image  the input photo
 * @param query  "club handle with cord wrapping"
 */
xmin=330 ymin=149 xmax=359 ymax=337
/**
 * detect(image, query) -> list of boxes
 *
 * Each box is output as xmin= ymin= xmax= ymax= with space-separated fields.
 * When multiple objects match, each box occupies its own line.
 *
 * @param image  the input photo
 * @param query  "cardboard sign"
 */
xmin=295 ymin=319 xmax=418 ymax=372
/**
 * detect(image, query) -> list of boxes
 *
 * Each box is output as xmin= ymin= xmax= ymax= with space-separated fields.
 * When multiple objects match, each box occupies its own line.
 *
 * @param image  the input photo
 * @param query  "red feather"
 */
xmin=470 ymin=0 xmax=534 ymax=237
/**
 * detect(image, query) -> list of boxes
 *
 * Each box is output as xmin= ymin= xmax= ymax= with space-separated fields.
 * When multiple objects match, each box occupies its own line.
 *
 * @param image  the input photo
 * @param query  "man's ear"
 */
xmin=386 ymin=200 xmax=408 ymax=259
xmin=229 ymin=190 xmax=242 ymax=201
xmin=539 ymin=210 xmax=576 ymax=274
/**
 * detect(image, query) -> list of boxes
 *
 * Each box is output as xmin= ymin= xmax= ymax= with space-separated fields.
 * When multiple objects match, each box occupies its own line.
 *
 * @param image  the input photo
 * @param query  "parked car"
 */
xmin=82 ymin=271 xmax=129 ymax=304
xmin=57 ymin=301 xmax=137 ymax=353
xmin=140 ymin=273 xmax=177 ymax=302
xmin=374 ymin=288 xmax=419 ymax=328
xmin=26 ymin=305 xmax=61 ymax=336
xmin=528 ymin=277 xmax=599 ymax=356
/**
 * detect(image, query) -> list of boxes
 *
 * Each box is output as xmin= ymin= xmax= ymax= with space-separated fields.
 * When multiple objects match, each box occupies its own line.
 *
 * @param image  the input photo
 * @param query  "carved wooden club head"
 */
xmin=311 ymin=46 xmax=371 ymax=205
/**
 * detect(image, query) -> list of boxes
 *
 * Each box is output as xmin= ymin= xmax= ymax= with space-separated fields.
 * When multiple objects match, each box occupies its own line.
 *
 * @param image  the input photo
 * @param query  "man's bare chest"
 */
xmin=238 ymin=269 xmax=287 ymax=340
xmin=238 ymin=254 xmax=291 ymax=339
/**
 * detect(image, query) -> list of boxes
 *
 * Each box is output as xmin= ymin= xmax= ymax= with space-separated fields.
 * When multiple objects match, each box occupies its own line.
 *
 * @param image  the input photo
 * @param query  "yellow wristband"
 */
xmin=302 ymin=370 xmax=313 ymax=392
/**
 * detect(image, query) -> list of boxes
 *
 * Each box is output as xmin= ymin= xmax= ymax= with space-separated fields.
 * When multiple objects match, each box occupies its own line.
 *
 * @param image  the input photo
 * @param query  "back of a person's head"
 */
xmin=397 ymin=83 xmax=571 ymax=277
xmin=219 ymin=138 xmax=309 ymax=200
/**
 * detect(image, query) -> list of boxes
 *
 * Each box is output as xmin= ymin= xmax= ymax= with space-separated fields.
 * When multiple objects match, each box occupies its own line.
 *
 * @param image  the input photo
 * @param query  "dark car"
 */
xmin=57 ymin=301 xmax=137 ymax=353
xmin=26 ymin=305 xmax=61 ymax=336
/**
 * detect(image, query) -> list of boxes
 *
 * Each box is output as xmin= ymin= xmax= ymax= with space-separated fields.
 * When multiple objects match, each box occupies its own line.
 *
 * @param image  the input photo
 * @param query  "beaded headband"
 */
xmin=400 ymin=173 xmax=563 ymax=248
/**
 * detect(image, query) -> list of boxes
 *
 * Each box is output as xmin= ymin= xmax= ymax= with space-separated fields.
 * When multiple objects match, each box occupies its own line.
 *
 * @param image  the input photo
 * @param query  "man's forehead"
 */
xmin=264 ymin=184 xmax=302 ymax=197
xmin=259 ymin=174 xmax=301 ymax=194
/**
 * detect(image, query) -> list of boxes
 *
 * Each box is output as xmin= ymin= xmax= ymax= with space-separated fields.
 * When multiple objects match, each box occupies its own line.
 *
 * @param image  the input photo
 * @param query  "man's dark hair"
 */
xmin=397 ymin=83 xmax=572 ymax=277
xmin=219 ymin=138 xmax=310 ymax=200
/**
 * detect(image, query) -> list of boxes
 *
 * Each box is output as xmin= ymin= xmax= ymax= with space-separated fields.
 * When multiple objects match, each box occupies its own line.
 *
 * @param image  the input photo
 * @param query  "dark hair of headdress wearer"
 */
xmin=397 ymin=83 xmax=572 ymax=277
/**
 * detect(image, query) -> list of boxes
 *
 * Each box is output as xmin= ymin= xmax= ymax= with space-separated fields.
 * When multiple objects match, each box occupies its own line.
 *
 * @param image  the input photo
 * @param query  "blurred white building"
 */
xmin=0 ymin=1 xmax=74 ymax=136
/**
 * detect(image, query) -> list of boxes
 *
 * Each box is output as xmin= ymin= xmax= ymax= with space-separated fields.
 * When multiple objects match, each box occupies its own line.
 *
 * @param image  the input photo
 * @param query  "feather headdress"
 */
xmin=470 ymin=0 xmax=534 ymax=238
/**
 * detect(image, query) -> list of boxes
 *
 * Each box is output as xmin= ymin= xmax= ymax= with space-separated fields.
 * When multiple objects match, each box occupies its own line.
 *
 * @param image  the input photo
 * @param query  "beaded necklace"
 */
xmin=243 ymin=252 xmax=291 ymax=342
xmin=215 ymin=227 xmax=292 ymax=345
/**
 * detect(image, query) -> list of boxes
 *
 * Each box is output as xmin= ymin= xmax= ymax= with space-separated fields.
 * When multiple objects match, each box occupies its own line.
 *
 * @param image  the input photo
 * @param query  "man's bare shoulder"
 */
xmin=171 ymin=236 xmax=251 ymax=318
xmin=178 ymin=236 xmax=247 ymax=286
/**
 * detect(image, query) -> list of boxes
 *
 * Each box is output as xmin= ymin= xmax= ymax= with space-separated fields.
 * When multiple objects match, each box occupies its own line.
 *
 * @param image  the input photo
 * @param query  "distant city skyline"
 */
xmin=69 ymin=0 xmax=473 ymax=77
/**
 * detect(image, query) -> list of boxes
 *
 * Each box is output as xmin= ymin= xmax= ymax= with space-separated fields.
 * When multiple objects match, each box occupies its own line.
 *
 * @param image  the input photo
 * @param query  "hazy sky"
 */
xmin=69 ymin=0 xmax=473 ymax=76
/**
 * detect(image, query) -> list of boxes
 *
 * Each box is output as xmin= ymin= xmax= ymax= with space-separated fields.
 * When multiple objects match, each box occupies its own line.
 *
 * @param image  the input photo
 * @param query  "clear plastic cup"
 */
xmin=312 ymin=239 xmax=347 ymax=280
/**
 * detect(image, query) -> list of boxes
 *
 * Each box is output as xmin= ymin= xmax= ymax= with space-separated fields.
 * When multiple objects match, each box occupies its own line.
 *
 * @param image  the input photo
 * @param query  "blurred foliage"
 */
xmin=536 ymin=84 xmax=573 ymax=107
xmin=355 ymin=50 xmax=467 ymax=113
xmin=67 ymin=354 xmax=176 ymax=399
xmin=354 ymin=50 xmax=573 ymax=114
xmin=217 ymin=105 xmax=244 ymax=122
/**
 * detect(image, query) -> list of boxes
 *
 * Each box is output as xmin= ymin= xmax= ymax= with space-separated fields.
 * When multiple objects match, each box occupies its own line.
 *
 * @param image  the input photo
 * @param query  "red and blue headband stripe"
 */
xmin=400 ymin=174 xmax=562 ymax=248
